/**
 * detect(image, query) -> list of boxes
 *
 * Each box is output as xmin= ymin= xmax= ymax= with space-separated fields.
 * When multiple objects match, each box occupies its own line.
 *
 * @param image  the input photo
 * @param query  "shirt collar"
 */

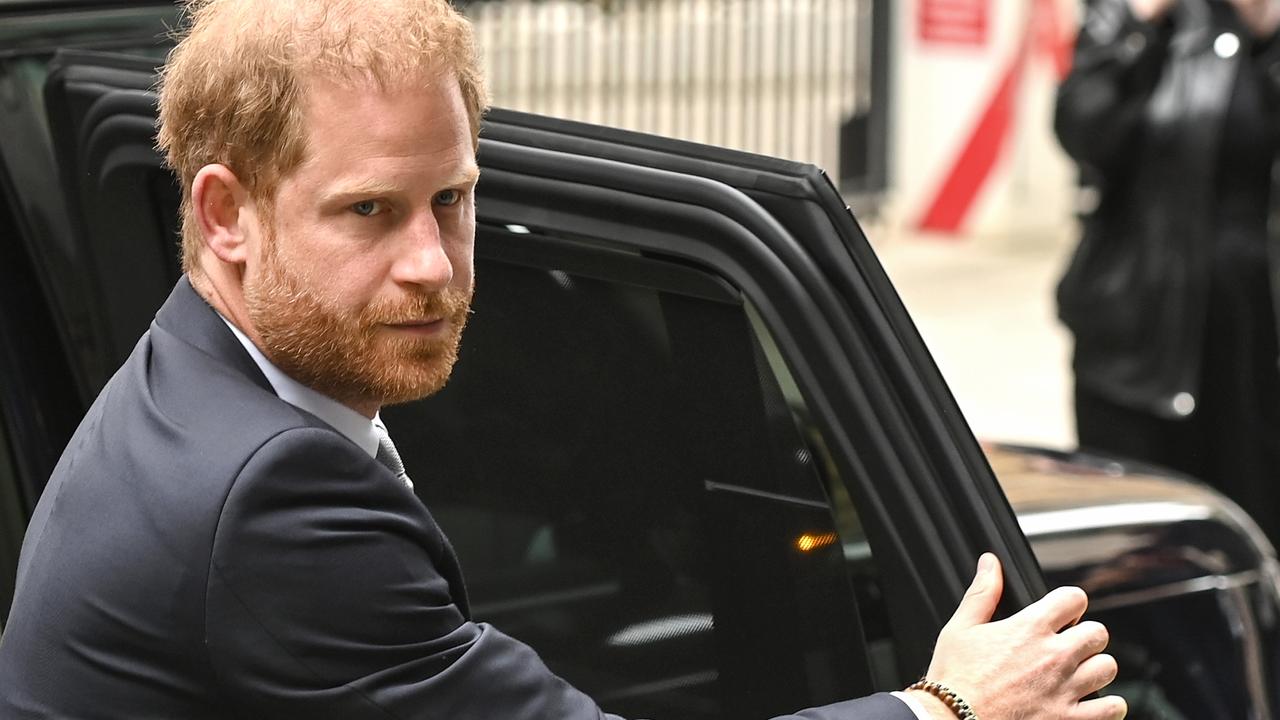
xmin=219 ymin=315 xmax=381 ymax=459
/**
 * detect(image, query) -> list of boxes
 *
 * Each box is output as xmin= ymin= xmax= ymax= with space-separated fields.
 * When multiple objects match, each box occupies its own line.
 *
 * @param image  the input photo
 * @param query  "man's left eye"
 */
xmin=434 ymin=189 xmax=463 ymax=206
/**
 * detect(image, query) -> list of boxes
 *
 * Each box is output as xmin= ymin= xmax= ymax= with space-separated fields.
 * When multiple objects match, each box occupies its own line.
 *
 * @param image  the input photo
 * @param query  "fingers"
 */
xmin=1071 ymin=652 xmax=1119 ymax=696
xmin=946 ymin=553 xmax=1004 ymax=629
xmin=1073 ymin=693 xmax=1127 ymax=720
xmin=1022 ymin=585 xmax=1088 ymax=632
xmin=1058 ymin=620 xmax=1110 ymax=664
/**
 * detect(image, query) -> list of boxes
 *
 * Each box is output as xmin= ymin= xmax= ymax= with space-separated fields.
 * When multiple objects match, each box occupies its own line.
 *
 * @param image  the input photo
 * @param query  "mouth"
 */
xmin=382 ymin=318 xmax=447 ymax=337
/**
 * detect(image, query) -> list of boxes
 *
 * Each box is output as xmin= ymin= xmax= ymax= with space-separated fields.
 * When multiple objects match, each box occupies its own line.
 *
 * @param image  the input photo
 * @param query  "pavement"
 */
xmin=867 ymin=226 xmax=1078 ymax=451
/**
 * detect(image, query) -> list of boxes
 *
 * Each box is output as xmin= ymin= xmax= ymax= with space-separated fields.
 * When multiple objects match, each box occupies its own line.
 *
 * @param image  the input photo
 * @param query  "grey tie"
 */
xmin=374 ymin=425 xmax=414 ymax=492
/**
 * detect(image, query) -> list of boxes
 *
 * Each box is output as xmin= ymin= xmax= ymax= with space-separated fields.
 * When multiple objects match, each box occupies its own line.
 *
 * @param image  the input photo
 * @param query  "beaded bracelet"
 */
xmin=905 ymin=678 xmax=981 ymax=720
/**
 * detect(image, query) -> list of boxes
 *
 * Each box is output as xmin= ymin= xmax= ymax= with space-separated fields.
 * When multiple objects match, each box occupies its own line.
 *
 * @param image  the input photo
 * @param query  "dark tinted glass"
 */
xmin=384 ymin=232 xmax=879 ymax=718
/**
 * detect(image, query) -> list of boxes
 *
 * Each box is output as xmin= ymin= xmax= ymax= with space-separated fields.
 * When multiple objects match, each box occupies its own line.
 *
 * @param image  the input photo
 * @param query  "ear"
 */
xmin=191 ymin=164 xmax=255 ymax=265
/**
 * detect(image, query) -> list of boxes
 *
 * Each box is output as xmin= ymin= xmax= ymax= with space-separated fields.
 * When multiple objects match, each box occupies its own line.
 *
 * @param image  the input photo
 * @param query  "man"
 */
xmin=0 ymin=1 xmax=1126 ymax=718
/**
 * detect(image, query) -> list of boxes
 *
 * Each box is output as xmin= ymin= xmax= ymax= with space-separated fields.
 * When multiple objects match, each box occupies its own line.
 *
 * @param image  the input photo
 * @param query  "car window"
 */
xmin=383 ymin=228 xmax=896 ymax=718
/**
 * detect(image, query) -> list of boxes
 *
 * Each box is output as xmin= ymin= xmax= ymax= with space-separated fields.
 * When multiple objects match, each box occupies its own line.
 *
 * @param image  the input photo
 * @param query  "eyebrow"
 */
xmin=322 ymin=165 xmax=481 ymax=204
xmin=449 ymin=164 xmax=482 ymax=188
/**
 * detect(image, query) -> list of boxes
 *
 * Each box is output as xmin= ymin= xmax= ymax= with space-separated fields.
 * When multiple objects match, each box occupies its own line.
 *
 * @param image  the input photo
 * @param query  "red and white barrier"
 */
xmin=887 ymin=0 xmax=1080 ymax=240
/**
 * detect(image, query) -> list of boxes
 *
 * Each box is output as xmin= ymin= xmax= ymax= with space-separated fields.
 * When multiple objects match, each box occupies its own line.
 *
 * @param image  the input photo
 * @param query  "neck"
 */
xmin=350 ymin=400 xmax=380 ymax=419
xmin=194 ymin=268 xmax=383 ymax=419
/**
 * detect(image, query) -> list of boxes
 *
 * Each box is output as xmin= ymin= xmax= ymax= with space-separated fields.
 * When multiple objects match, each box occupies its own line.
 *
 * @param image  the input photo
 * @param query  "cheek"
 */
xmin=276 ymin=214 xmax=379 ymax=287
xmin=273 ymin=240 xmax=382 ymax=312
xmin=330 ymin=265 xmax=391 ymax=310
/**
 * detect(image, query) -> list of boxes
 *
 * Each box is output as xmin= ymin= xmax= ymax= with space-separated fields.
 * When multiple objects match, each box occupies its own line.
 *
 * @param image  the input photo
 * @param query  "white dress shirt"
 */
xmin=220 ymin=316 xmax=380 ymax=459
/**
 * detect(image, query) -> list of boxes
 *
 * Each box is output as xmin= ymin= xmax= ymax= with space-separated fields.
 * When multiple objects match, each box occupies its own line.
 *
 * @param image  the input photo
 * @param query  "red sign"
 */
xmin=918 ymin=0 xmax=989 ymax=47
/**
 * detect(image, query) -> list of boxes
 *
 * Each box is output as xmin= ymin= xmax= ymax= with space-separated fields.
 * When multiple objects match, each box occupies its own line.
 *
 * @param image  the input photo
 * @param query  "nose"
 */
xmin=392 ymin=211 xmax=454 ymax=289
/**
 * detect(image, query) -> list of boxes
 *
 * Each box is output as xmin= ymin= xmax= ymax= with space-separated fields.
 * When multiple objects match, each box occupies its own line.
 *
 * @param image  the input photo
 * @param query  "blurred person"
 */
xmin=0 ymin=1 xmax=1124 ymax=718
xmin=1056 ymin=0 xmax=1280 ymax=541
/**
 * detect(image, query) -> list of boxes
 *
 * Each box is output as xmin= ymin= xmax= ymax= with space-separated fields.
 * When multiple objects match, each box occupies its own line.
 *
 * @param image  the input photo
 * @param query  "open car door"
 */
xmin=38 ymin=50 xmax=1047 ymax=718
xmin=460 ymin=105 xmax=1049 ymax=652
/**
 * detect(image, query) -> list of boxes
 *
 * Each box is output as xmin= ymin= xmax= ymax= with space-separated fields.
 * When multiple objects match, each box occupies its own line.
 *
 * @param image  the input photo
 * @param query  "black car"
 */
xmin=0 ymin=2 xmax=1276 ymax=718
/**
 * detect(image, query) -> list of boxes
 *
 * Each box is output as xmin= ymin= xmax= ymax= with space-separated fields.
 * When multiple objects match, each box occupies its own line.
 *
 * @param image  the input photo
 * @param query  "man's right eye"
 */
xmin=351 ymin=200 xmax=386 ymax=217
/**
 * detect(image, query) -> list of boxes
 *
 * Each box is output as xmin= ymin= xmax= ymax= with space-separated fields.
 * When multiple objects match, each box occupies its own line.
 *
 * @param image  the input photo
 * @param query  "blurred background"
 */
xmin=457 ymin=0 xmax=1083 ymax=450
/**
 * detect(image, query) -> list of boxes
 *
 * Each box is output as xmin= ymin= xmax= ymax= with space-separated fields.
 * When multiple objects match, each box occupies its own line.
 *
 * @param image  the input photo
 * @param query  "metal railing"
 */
xmin=464 ymin=0 xmax=880 ymax=186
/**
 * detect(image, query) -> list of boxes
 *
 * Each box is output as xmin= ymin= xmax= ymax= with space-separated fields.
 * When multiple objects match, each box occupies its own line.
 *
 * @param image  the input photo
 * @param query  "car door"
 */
xmin=29 ymin=49 xmax=1049 ymax=717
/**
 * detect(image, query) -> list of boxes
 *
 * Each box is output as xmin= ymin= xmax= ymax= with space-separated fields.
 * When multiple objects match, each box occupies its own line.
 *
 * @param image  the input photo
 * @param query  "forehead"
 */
xmin=291 ymin=70 xmax=477 ymax=187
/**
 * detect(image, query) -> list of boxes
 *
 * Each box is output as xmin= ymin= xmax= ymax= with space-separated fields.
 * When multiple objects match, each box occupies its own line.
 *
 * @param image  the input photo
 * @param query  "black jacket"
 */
xmin=1054 ymin=0 xmax=1280 ymax=418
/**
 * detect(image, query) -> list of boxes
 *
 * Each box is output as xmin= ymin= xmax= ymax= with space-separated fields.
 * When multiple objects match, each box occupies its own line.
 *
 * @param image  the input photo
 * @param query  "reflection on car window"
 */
xmin=383 ymin=243 xmax=885 ymax=718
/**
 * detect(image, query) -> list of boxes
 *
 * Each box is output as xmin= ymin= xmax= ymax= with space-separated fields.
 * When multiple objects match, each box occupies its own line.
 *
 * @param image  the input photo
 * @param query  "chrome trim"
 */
xmin=1017 ymin=502 xmax=1213 ymax=537
xmin=1088 ymin=570 xmax=1261 ymax=613
xmin=1222 ymin=582 xmax=1272 ymax=720
xmin=703 ymin=480 xmax=828 ymax=509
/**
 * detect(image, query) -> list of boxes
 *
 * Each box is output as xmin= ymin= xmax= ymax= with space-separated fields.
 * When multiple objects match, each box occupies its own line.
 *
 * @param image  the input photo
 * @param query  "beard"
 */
xmin=243 ymin=238 xmax=472 ymax=410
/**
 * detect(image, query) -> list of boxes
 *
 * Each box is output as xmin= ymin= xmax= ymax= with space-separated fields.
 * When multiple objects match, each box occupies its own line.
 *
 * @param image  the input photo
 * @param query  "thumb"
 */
xmin=946 ymin=553 xmax=1004 ymax=629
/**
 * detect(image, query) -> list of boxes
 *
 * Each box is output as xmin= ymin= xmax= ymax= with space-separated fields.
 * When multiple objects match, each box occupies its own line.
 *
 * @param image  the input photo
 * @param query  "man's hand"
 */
xmin=909 ymin=554 xmax=1127 ymax=720
xmin=1128 ymin=0 xmax=1177 ymax=22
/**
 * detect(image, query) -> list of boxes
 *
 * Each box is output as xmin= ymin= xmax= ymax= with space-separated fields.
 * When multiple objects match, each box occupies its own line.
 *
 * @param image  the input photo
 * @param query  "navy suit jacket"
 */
xmin=0 ymin=277 xmax=914 ymax=719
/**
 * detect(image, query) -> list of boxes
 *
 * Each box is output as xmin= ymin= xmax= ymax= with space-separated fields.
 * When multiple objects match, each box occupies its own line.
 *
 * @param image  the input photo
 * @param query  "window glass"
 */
xmin=384 ymin=239 xmax=886 ymax=718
